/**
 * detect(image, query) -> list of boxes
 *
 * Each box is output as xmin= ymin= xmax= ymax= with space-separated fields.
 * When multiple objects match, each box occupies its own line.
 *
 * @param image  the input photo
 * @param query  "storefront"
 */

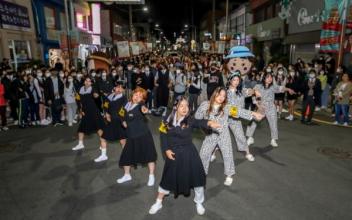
xmin=0 ymin=0 xmax=40 ymax=70
xmin=246 ymin=17 xmax=285 ymax=64
xmin=32 ymin=0 xmax=66 ymax=67
xmin=284 ymin=0 xmax=324 ymax=64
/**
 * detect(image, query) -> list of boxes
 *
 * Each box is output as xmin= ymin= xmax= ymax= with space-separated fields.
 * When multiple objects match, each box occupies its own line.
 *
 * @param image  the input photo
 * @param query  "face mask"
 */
xmin=314 ymin=65 xmax=318 ymax=68
xmin=169 ymin=64 xmax=174 ymax=68
xmin=161 ymin=69 xmax=166 ymax=73
xmin=45 ymin=73 xmax=51 ymax=78
xmin=133 ymin=69 xmax=138 ymax=73
xmin=112 ymin=71 xmax=117 ymax=76
xmin=91 ymin=72 xmax=96 ymax=77
xmin=337 ymin=69 xmax=342 ymax=73
xmin=176 ymin=69 xmax=181 ymax=74
xmin=7 ymin=75 xmax=13 ymax=80
xmin=127 ymin=66 xmax=132 ymax=71
xmin=59 ymin=73 xmax=65 ymax=78
xmin=198 ymin=65 xmax=202 ymax=70
xmin=289 ymin=71 xmax=295 ymax=77
xmin=278 ymin=70 xmax=284 ymax=75
xmin=77 ymin=74 xmax=83 ymax=79
xmin=309 ymin=74 xmax=315 ymax=79
xmin=320 ymin=71 xmax=324 ymax=75
xmin=37 ymin=72 xmax=43 ymax=77
xmin=102 ymin=73 xmax=107 ymax=77
xmin=145 ymin=68 xmax=150 ymax=72
xmin=267 ymin=68 xmax=272 ymax=73
xmin=68 ymin=78 xmax=73 ymax=82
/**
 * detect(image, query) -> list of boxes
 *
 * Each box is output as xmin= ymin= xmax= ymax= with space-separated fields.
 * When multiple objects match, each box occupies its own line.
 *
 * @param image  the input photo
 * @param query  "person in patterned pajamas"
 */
xmin=195 ymin=87 xmax=263 ymax=186
xmin=246 ymin=71 xmax=295 ymax=147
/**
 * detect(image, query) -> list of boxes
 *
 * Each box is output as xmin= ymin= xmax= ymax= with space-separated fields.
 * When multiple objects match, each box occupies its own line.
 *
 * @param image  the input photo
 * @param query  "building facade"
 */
xmin=0 ymin=0 xmax=40 ymax=70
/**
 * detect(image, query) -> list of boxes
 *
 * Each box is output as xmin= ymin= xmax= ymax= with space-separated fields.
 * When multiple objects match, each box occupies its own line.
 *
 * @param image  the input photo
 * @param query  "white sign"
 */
xmin=116 ymin=41 xmax=130 ymax=57
xmin=203 ymin=42 xmax=210 ymax=51
xmin=130 ymin=42 xmax=140 ymax=56
xmin=217 ymin=41 xmax=226 ymax=54
xmin=297 ymin=8 xmax=323 ymax=26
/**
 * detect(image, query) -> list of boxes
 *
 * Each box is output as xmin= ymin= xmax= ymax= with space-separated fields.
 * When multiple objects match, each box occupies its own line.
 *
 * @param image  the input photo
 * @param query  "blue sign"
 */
xmin=0 ymin=0 xmax=30 ymax=30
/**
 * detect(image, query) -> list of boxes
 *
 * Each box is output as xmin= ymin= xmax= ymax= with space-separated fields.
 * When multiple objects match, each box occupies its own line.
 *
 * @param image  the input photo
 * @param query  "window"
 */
xmin=8 ymin=40 xmax=31 ymax=70
xmin=44 ymin=7 xmax=56 ymax=29
xmin=254 ymin=7 xmax=265 ymax=23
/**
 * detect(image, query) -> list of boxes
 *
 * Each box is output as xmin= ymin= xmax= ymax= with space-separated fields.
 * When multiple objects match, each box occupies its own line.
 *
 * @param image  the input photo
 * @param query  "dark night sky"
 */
xmin=103 ymin=0 xmax=248 ymax=39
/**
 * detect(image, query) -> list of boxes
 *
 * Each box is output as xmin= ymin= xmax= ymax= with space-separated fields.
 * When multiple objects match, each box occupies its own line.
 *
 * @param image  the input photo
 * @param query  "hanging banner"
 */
xmin=146 ymin=43 xmax=153 ymax=52
xmin=202 ymin=42 xmax=211 ymax=52
xmin=320 ymin=0 xmax=351 ymax=52
xmin=116 ymin=41 xmax=130 ymax=58
xmin=130 ymin=42 xmax=140 ymax=56
xmin=216 ymin=41 xmax=226 ymax=54
xmin=138 ymin=41 xmax=147 ymax=54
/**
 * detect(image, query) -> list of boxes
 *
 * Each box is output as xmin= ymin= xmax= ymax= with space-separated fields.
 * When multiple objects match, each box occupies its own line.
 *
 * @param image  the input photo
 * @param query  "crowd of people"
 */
xmin=0 ymin=48 xmax=351 ymax=215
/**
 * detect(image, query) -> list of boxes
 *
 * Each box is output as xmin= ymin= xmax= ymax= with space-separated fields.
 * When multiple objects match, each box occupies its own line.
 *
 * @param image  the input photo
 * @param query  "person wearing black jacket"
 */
xmin=45 ymin=70 xmax=64 ymax=126
xmin=1 ymin=72 xmax=18 ymax=123
xmin=143 ymin=65 xmax=155 ymax=109
xmin=15 ymin=74 xmax=30 ymax=128
xmin=300 ymin=70 xmax=322 ymax=124
xmin=203 ymin=64 xmax=224 ymax=99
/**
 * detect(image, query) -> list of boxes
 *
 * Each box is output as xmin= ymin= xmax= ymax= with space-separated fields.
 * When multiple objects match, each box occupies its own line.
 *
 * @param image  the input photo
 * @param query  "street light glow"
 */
xmin=184 ymin=24 xmax=188 ymax=28
xmin=143 ymin=6 xmax=148 ymax=12
xmin=155 ymin=24 xmax=159 ymax=27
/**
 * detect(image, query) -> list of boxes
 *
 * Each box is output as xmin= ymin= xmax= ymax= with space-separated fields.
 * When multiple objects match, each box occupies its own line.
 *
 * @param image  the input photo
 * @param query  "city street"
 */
xmin=0 ymin=116 xmax=351 ymax=220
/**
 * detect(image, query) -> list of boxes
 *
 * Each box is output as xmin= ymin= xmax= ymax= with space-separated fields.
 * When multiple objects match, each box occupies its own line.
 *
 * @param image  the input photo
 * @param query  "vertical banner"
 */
xmin=320 ymin=0 xmax=351 ymax=52
xmin=202 ymin=42 xmax=211 ymax=52
xmin=130 ymin=42 xmax=140 ymax=56
xmin=216 ymin=41 xmax=226 ymax=54
xmin=146 ymin=43 xmax=153 ymax=52
xmin=116 ymin=41 xmax=130 ymax=58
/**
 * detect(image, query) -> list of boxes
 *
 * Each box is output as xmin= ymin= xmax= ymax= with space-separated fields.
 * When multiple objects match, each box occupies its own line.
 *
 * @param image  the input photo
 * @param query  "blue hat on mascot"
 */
xmin=225 ymin=46 xmax=254 ymax=59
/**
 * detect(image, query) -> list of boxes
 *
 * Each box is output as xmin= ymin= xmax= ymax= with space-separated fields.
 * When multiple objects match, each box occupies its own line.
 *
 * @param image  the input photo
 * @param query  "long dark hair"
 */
xmin=261 ymin=72 xmax=273 ymax=89
xmin=227 ymin=75 xmax=243 ymax=96
xmin=207 ymin=87 xmax=227 ymax=117
xmin=165 ymin=96 xmax=190 ymax=129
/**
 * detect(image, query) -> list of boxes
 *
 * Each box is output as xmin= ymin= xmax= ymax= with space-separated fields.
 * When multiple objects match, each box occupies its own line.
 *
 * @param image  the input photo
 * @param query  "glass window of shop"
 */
xmin=8 ymin=40 xmax=32 ymax=70
xmin=44 ymin=6 xmax=56 ymax=29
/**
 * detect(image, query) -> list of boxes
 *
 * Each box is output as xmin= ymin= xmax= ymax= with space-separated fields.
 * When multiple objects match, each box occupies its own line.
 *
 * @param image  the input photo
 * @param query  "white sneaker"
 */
xmin=271 ymin=139 xmax=278 ymax=147
xmin=149 ymin=200 xmax=162 ymax=214
xmin=14 ymin=120 xmax=18 ymax=125
xmin=224 ymin=176 xmax=233 ymax=186
xmin=333 ymin=121 xmax=339 ymax=125
xmin=117 ymin=174 xmax=132 ymax=184
xmin=94 ymin=155 xmax=108 ymax=163
xmin=196 ymin=203 xmax=205 ymax=215
xmin=72 ymin=143 xmax=85 ymax=151
xmin=315 ymin=107 xmax=321 ymax=111
xmin=247 ymin=137 xmax=254 ymax=146
xmin=72 ymin=119 xmax=77 ymax=124
xmin=147 ymin=174 xmax=155 ymax=186
xmin=68 ymin=122 xmax=73 ymax=127
xmin=210 ymin=153 xmax=216 ymax=162
xmin=245 ymin=154 xmax=255 ymax=162
xmin=2 ymin=126 xmax=9 ymax=131
xmin=289 ymin=115 xmax=294 ymax=121
xmin=343 ymin=122 xmax=348 ymax=126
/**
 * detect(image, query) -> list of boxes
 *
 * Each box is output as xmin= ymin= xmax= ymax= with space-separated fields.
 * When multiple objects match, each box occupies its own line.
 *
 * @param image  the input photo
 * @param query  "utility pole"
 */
xmin=64 ymin=0 xmax=72 ymax=67
xmin=224 ymin=0 xmax=229 ymax=40
xmin=129 ymin=5 xmax=133 ymax=41
xmin=212 ymin=0 xmax=216 ymax=41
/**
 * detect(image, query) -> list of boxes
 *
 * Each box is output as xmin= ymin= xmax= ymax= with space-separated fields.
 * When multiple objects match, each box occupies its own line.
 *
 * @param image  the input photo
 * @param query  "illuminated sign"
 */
xmin=85 ymin=0 xmax=145 ymax=4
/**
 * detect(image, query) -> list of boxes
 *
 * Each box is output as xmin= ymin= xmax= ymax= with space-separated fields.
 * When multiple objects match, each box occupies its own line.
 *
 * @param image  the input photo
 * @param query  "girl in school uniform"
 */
xmin=149 ymin=96 xmax=220 ymax=216
xmin=72 ymin=77 xmax=104 ymax=151
xmin=94 ymin=82 xmax=127 ymax=162
xmin=195 ymin=87 xmax=263 ymax=186
xmin=117 ymin=87 xmax=157 ymax=186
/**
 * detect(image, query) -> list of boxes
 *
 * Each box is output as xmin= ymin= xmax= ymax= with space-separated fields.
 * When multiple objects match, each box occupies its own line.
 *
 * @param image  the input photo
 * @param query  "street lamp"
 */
xmin=184 ymin=24 xmax=188 ymax=28
xmin=155 ymin=24 xmax=159 ymax=28
xmin=143 ymin=6 xmax=148 ymax=12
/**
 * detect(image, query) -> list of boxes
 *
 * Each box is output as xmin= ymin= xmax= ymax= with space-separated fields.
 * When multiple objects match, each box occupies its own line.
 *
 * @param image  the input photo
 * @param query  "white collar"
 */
xmin=125 ymin=102 xmax=138 ymax=111
xmin=79 ymin=86 xmax=92 ymax=94
xmin=108 ymin=93 xmax=123 ymax=101
xmin=173 ymin=115 xmax=185 ymax=127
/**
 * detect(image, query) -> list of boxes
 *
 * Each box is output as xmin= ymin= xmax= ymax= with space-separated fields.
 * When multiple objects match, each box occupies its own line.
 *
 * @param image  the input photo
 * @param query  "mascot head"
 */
xmin=225 ymin=46 xmax=254 ymax=77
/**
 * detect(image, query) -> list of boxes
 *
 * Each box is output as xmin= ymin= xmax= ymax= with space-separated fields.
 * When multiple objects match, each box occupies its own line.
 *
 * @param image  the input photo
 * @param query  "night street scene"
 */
xmin=0 ymin=0 xmax=352 ymax=219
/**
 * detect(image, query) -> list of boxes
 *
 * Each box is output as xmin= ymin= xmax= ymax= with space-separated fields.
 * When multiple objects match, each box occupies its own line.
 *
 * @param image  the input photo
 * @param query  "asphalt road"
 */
xmin=0 ymin=115 xmax=351 ymax=220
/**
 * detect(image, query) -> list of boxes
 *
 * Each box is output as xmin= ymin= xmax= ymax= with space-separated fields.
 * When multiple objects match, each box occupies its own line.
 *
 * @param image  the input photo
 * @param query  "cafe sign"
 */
xmin=297 ymin=8 xmax=324 ymax=26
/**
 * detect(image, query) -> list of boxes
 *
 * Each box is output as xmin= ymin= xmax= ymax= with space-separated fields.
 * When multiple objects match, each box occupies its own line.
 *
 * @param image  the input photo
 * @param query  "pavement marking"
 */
xmin=293 ymin=111 xmax=352 ymax=128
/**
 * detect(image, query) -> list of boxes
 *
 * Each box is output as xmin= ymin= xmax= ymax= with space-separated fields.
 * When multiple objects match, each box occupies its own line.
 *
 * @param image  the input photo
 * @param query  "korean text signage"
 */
xmin=288 ymin=0 xmax=324 ymax=34
xmin=0 ymin=0 xmax=31 ymax=31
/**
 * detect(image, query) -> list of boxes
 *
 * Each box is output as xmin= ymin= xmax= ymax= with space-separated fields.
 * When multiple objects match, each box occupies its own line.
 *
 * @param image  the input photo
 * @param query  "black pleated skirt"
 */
xmin=119 ymin=131 xmax=157 ymax=166
xmin=159 ymin=144 xmax=206 ymax=197
xmin=101 ymin=119 xmax=126 ymax=141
